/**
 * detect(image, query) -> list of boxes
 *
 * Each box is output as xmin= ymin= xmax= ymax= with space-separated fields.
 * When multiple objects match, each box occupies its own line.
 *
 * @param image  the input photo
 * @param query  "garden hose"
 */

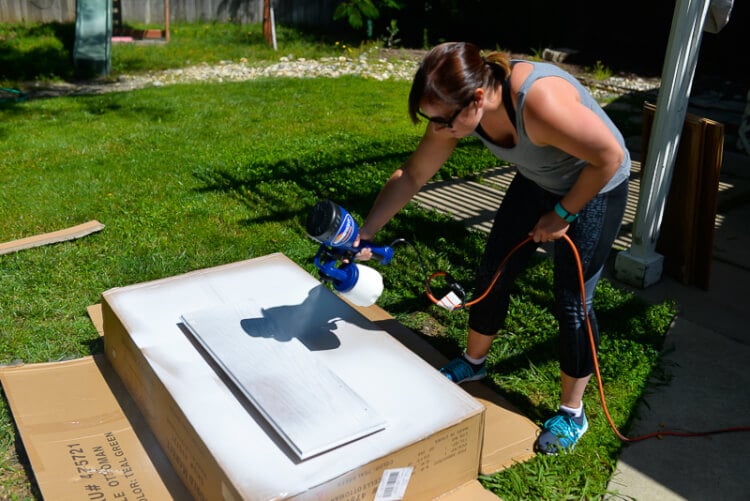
xmin=424 ymin=233 xmax=750 ymax=442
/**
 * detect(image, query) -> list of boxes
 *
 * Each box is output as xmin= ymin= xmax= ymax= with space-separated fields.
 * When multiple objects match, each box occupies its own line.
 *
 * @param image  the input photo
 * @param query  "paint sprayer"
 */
xmin=306 ymin=200 xmax=394 ymax=307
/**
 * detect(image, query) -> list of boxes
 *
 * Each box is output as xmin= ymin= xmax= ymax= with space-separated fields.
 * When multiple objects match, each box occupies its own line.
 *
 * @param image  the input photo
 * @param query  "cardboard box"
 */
xmin=0 ymin=253 xmax=538 ymax=500
xmin=101 ymin=253 xmax=488 ymax=500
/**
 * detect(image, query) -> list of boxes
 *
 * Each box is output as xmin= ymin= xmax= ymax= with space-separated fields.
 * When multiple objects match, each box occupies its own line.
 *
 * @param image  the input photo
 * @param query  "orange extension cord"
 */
xmin=425 ymin=234 xmax=750 ymax=442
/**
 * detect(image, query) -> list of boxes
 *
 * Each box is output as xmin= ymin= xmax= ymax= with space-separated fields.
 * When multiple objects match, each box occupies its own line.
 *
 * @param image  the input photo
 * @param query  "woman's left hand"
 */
xmin=529 ymin=211 xmax=569 ymax=243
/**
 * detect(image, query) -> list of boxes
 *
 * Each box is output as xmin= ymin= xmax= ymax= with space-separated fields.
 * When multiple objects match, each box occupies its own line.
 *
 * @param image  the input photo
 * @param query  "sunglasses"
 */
xmin=417 ymin=101 xmax=472 ymax=129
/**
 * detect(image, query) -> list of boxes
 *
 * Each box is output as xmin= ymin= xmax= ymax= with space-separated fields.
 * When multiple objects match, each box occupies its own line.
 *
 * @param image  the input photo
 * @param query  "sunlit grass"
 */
xmin=0 ymin=24 xmax=676 ymax=500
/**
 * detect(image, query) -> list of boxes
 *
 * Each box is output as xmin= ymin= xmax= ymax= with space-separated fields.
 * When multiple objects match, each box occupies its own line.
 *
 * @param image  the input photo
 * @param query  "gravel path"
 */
xmin=21 ymin=50 xmax=661 ymax=101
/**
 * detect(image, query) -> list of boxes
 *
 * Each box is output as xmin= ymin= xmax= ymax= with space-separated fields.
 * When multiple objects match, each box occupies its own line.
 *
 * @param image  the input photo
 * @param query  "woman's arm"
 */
xmin=358 ymin=128 xmax=458 ymax=241
xmin=522 ymin=76 xmax=625 ymax=241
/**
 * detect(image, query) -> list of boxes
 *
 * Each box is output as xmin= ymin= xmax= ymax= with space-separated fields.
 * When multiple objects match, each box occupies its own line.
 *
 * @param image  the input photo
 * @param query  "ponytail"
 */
xmin=482 ymin=51 xmax=511 ymax=83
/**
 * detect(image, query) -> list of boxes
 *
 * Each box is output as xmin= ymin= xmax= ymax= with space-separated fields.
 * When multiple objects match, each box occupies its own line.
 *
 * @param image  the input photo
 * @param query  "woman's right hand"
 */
xmin=353 ymin=234 xmax=374 ymax=261
xmin=352 ymin=120 xmax=457 ymax=262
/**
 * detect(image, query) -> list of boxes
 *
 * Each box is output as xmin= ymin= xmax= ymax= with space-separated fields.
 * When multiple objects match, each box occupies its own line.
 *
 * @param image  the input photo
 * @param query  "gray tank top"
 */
xmin=472 ymin=61 xmax=630 ymax=195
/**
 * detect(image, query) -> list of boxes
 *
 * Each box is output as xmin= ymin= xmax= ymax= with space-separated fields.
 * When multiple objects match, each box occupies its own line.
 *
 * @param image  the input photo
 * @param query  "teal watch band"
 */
xmin=554 ymin=202 xmax=578 ymax=223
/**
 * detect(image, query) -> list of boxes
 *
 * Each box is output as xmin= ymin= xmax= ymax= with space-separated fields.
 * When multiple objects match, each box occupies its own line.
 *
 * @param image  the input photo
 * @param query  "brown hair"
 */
xmin=408 ymin=42 xmax=511 ymax=124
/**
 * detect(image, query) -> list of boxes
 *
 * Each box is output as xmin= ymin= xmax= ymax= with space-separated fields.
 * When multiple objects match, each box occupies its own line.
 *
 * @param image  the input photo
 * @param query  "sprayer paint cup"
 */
xmin=306 ymin=200 xmax=359 ymax=249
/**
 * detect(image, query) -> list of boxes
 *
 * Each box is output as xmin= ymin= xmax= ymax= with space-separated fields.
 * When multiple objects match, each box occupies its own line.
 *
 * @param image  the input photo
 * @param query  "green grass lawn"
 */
xmin=0 ymin=22 xmax=675 ymax=500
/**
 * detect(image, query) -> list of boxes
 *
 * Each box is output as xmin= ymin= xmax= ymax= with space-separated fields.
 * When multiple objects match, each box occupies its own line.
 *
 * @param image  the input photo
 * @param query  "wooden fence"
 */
xmin=1 ymin=0 xmax=78 ymax=23
xmin=1 ymin=0 xmax=744 ymax=84
xmin=0 ymin=0 xmax=335 ymax=25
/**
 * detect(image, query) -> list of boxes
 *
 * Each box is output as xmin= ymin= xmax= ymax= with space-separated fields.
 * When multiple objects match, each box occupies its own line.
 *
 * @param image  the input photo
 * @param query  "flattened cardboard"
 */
xmin=0 ymin=220 xmax=105 ymax=255
xmin=103 ymin=253 xmax=487 ymax=500
xmin=0 ymin=356 xmax=191 ymax=501
xmin=437 ymin=479 xmax=504 ymax=500
xmin=472 ymin=393 xmax=538 ymax=474
xmin=87 ymin=303 xmax=104 ymax=335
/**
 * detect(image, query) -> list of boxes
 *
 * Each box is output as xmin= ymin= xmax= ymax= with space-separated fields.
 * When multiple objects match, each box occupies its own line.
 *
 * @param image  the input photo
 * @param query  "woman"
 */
xmin=356 ymin=42 xmax=629 ymax=454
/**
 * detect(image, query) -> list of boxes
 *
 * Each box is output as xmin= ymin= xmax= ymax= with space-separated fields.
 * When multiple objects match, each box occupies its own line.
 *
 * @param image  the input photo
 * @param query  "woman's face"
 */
xmin=418 ymin=99 xmax=479 ymax=137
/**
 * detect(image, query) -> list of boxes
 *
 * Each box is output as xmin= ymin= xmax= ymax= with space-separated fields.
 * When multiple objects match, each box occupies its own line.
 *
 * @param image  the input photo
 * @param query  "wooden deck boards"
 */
xmin=414 ymin=163 xmax=644 ymax=250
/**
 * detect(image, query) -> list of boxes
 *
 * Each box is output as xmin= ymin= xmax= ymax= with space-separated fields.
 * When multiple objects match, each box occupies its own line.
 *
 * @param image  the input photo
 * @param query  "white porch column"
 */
xmin=614 ymin=0 xmax=713 ymax=288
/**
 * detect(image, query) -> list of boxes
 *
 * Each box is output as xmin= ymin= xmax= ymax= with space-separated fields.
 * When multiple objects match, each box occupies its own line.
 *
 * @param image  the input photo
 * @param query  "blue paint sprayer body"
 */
xmin=306 ymin=200 xmax=393 ymax=303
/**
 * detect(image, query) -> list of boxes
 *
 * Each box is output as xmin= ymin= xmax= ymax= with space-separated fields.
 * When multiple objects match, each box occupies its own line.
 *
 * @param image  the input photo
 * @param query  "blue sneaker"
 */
xmin=535 ymin=409 xmax=588 ymax=455
xmin=440 ymin=356 xmax=487 ymax=384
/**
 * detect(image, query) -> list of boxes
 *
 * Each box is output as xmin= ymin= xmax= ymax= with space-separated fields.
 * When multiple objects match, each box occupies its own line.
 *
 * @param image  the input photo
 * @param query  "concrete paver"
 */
xmin=605 ymin=149 xmax=750 ymax=500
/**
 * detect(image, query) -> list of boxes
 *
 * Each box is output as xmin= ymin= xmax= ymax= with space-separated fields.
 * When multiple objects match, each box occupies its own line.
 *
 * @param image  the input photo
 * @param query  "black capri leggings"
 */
xmin=468 ymin=173 xmax=628 ymax=378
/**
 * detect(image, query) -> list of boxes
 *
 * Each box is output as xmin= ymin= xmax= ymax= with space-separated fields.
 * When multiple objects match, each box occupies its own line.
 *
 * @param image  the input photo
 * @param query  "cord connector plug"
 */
xmin=436 ymin=273 xmax=465 ymax=311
